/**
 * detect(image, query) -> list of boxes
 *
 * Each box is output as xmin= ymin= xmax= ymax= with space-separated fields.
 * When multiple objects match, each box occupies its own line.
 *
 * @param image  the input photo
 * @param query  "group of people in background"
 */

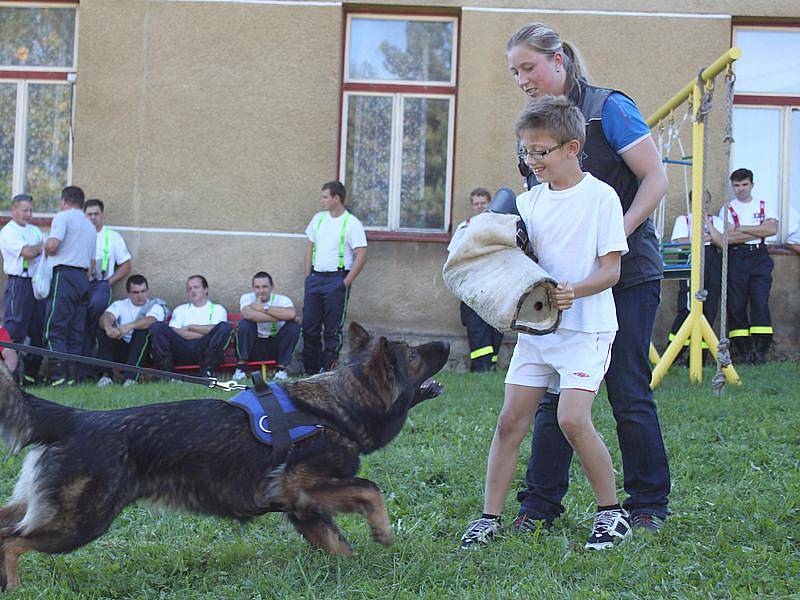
xmin=0 ymin=181 xmax=367 ymax=387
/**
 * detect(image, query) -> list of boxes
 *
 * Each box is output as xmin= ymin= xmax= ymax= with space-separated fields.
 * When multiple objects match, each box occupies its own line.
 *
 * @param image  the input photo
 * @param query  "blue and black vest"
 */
xmin=519 ymin=80 xmax=663 ymax=290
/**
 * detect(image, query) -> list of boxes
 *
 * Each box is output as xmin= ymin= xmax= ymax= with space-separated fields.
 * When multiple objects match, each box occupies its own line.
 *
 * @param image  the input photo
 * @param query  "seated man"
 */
xmin=149 ymin=275 xmax=232 ymax=377
xmin=96 ymin=274 xmax=167 ymax=387
xmin=234 ymin=271 xmax=300 ymax=382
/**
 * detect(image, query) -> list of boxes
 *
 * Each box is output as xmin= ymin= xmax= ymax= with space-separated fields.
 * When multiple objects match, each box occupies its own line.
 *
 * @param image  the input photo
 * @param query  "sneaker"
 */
xmin=97 ymin=376 xmax=114 ymax=388
xmin=631 ymin=512 xmax=664 ymax=533
xmin=512 ymin=513 xmax=552 ymax=534
xmin=122 ymin=378 xmax=137 ymax=388
xmin=459 ymin=517 xmax=501 ymax=549
xmin=273 ymin=370 xmax=289 ymax=381
xmin=202 ymin=368 xmax=214 ymax=379
xmin=232 ymin=368 xmax=247 ymax=382
xmin=585 ymin=509 xmax=632 ymax=550
xmin=21 ymin=374 xmax=38 ymax=386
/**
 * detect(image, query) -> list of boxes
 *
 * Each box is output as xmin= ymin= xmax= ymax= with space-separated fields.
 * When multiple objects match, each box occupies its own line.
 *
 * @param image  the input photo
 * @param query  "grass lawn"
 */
xmin=1 ymin=363 xmax=798 ymax=598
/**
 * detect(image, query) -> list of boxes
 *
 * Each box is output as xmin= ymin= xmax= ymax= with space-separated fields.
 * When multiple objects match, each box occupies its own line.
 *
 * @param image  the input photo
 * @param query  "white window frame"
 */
xmin=1 ymin=2 xmax=78 ymax=213
xmin=339 ymin=91 xmax=455 ymax=233
xmin=0 ymin=2 xmax=79 ymax=73
xmin=732 ymin=24 xmax=800 ymax=243
xmin=344 ymin=14 xmax=458 ymax=87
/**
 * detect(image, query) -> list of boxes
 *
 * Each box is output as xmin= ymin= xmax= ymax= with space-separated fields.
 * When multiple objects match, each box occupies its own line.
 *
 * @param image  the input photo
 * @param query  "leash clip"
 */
xmin=209 ymin=378 xmax=248 ymax=392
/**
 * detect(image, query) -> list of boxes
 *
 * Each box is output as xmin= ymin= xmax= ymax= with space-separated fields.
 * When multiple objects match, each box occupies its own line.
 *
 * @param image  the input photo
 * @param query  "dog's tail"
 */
xmin=0 ymin=363 xmax=75 ymax=452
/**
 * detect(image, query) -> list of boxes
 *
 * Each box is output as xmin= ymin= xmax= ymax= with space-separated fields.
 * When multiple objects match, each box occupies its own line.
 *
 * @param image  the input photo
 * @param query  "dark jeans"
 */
xmin=518 ymin=280 xmax=670 ymax=521
xmin=302 ymin=270 xmax=350 ymax=374
xmin=3 ymin=275 xmax=45 ymax=377
xmin=149 ymin=321 xmax=233 ymax=370
xmin=236 ymin=319 xmax=300 ymax=367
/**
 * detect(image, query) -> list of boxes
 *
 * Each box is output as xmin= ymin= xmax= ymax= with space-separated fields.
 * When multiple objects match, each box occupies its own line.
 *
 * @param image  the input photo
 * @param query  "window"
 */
xmin=339 ymin=13 xmax=458 ymax=236
xmin=732 ymin=25 xmax=800 ymax=242
xmin=0 ymin=4 xmax=77 ymax=213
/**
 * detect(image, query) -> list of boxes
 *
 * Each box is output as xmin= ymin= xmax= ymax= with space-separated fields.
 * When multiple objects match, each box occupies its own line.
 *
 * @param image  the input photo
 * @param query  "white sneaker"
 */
xmin=585 ymin=508 xmax=632 ymax=550
xmin=273 ymin=370 xmax=289 ymax=381
xmin=460 ymin=517 xmax=501 ymax=549
xmin=97 ymin=376 xmax=113 ymax=388
xmin=232 ymin=368 xmax=247 ymax=382
xmin=122 ymin=378 xmax=137 ymax=388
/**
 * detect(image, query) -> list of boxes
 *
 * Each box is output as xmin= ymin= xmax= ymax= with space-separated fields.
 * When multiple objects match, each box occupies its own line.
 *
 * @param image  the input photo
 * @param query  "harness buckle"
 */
xmin=210 ymin=378 xmax=248 ymax=392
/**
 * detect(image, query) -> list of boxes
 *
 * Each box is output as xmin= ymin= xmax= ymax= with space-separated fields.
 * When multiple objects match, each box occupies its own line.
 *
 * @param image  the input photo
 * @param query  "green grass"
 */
xmin=2 ymin=364 xmax=798 ymax=598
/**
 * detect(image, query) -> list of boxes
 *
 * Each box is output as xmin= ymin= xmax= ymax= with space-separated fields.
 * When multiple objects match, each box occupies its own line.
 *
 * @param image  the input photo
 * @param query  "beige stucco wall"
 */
xmin=45 ymin=0 xmax=798 ymax=366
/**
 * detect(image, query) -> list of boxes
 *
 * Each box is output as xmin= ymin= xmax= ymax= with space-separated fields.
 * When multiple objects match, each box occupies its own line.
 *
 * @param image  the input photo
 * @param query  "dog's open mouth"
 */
xmin=417 ymin=378 xmax=444 ymax=402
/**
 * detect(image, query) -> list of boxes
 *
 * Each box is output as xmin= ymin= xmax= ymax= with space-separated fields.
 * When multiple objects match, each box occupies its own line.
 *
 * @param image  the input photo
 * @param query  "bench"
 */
xmin=172 ymin=313 xmax=277 ymax=377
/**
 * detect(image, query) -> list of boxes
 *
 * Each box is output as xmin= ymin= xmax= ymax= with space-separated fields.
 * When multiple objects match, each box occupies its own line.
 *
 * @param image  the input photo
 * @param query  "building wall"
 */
xmin=54 ymin=0 xmax=800 ymax=363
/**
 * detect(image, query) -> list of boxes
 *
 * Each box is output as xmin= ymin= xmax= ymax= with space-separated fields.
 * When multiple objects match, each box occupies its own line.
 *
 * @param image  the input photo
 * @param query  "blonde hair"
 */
xmin=514 ymin=95 xmax=586 ymax=148
xmin=506 ymin=22 xmax=591 ymax=97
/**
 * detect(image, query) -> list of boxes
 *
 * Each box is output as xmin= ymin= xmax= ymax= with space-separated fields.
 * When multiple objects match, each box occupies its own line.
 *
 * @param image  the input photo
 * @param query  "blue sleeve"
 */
xmin=601 ymin=92 xmax=651 ymax=155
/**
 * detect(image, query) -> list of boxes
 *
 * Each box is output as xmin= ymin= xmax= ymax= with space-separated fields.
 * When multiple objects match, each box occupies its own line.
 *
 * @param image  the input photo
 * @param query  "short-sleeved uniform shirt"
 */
xmin=170 ymin=301 xmax=227 ymax=329
xmin=0 ymin=221 xmax=44 ymax=276
xmin=48 ymin=208 xmax=96 ymax=269
xmin=516 ymin=173 xmax=628 ymax=333
xmin=93 ymin=226 xmax=132 ymax=280
xmin=239 ymin=291 xmax=294 ymax=338
xmin=718 ymin=198 xmax=779 ymax=244
xmin=600 ymin=93 xmax=652 ymax=159
xmin=105 ymin=298 xmax=167 ymax=343
xmin=670 ymin=214 xmax=725 ymax=246
xmin=305 ymin=211 xmax=367 ymax=272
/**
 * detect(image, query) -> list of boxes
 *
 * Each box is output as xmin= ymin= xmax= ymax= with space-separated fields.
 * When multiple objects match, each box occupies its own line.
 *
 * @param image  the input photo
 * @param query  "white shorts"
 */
xmin=505 ymin=329 xmax=615 ymax=393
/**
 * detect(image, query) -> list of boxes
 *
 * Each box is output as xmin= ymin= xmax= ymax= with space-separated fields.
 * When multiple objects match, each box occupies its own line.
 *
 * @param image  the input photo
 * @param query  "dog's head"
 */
xmin=294 ymin=323 xmax=449 ymax=454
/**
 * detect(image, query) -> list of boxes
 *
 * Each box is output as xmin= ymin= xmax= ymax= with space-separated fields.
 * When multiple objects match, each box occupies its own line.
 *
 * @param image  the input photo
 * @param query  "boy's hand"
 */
xmin=549 ymin=281 xmax=575 ymax=310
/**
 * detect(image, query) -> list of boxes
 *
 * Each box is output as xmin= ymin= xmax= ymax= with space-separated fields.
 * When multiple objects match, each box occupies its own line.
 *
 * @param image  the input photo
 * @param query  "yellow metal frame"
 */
xmin=647 ymin=48 xmax=742 ymax=389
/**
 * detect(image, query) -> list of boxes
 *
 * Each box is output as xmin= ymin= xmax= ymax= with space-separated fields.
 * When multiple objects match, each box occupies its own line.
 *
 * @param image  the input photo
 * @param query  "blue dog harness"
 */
xmin=229 ymin=373 xmax=324 ymax=465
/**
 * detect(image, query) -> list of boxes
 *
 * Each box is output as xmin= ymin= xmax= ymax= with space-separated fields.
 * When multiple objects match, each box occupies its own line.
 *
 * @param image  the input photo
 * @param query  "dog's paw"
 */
xmin=372 ymin=526 xmax=395 ymax=547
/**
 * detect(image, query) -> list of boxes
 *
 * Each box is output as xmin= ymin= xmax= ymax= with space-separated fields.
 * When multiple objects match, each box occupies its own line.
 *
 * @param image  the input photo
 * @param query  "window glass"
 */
xmin=0 ymin=7 xmax=76 ymax=68
xmin=348 ymin=18 xmax=453 ymax=83
xmin=400 ymin=97 xmax=449 ymax=229
xmin=0 ymin=83 xmax=15 ymax=209
xmin=344 ymin=95 xmax=393 ymax=228
xmin=25 ymin=83 xmax=72 ymax=211
xmin=789 ymin=109 xmax=800 ymax=234
xmin=730 ymin=106 xmax=781 ymax=240
xmin=734 ymin=28 xmax=800 ymax=95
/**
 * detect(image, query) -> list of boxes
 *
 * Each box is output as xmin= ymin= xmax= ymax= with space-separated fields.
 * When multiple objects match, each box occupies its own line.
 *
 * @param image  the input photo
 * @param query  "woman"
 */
xmin=504 ymin=23 xmax=671 ymax=533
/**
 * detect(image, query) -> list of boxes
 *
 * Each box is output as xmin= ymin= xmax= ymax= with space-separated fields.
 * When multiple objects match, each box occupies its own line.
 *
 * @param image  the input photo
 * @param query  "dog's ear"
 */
xmin=349 ymin=322 xmax=372 ymax=355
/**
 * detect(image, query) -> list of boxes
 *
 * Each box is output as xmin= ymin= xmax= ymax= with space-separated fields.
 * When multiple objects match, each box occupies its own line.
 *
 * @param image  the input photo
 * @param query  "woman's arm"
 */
xmin=619 ymin=137 xmax=668 ymax=237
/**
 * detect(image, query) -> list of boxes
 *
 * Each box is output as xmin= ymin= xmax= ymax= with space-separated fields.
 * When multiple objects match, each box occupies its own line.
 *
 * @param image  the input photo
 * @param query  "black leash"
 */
xmin=0 ymin=340 xmax=247 ymax=392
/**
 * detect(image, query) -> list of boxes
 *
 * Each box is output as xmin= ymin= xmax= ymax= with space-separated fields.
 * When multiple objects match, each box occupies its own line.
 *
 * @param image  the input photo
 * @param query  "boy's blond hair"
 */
xmin=514 ymin=95 xmax=585 ymax=147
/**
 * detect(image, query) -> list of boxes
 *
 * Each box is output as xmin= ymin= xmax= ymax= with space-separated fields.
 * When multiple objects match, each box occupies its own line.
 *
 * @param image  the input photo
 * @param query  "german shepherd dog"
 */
xmin=0 ymin=323 xmax=449 ymax=591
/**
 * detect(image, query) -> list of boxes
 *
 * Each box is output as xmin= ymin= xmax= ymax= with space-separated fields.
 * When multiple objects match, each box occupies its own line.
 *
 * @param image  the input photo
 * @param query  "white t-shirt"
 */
xmin=93 ymin=226 xmax=132 ymax=280
xmin=170 ymin=301 xmax=227 ymax=329
xmin=106 ymin=298 xmax=167 ymax=343
xmin=718 ymin=198 xmax=778 ymax=244
xmin=670 ymin=214 xmax=724 ymax=246
xmin=305 ymin=210 xmax=367 ymax=272
xmin=0 ymin=221 xmax=44 ymax=276
xmin=516 ymin=173 xmax=628 ymax=333
xmin=239 ymin=291 xmax=294 ymax=338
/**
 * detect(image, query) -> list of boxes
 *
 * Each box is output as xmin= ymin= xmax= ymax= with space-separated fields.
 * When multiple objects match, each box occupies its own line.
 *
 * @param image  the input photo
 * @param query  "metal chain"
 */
xmin=713 ymin=70 xmax=736 ymax=396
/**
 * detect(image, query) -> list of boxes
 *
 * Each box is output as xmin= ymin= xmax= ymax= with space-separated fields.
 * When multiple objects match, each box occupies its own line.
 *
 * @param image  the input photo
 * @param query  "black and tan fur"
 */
xmin=0 ymin=323 xmax=449 ymax=591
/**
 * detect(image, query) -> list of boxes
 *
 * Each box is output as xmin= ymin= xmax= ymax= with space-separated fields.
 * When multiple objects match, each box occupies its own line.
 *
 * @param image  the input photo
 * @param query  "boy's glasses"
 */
xmin=518 ymin=142 xmax=566 ymax=161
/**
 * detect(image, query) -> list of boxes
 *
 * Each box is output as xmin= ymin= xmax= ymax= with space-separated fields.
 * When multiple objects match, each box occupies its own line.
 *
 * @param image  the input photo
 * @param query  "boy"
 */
xmin=460 ymin=96 xmax=630 ymax=550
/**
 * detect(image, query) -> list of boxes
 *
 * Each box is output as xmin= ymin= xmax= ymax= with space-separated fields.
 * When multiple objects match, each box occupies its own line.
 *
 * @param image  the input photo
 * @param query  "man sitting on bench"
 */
xmin=233 ymin=271 xmax=300 ymax=382
xmin=150 ymin=274 xmax=232 ymax=378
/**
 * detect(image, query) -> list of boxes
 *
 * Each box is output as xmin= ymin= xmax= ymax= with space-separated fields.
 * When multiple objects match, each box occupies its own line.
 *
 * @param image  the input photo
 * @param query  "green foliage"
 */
xmin=2 ymin=364 xmax=798 ymax=598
